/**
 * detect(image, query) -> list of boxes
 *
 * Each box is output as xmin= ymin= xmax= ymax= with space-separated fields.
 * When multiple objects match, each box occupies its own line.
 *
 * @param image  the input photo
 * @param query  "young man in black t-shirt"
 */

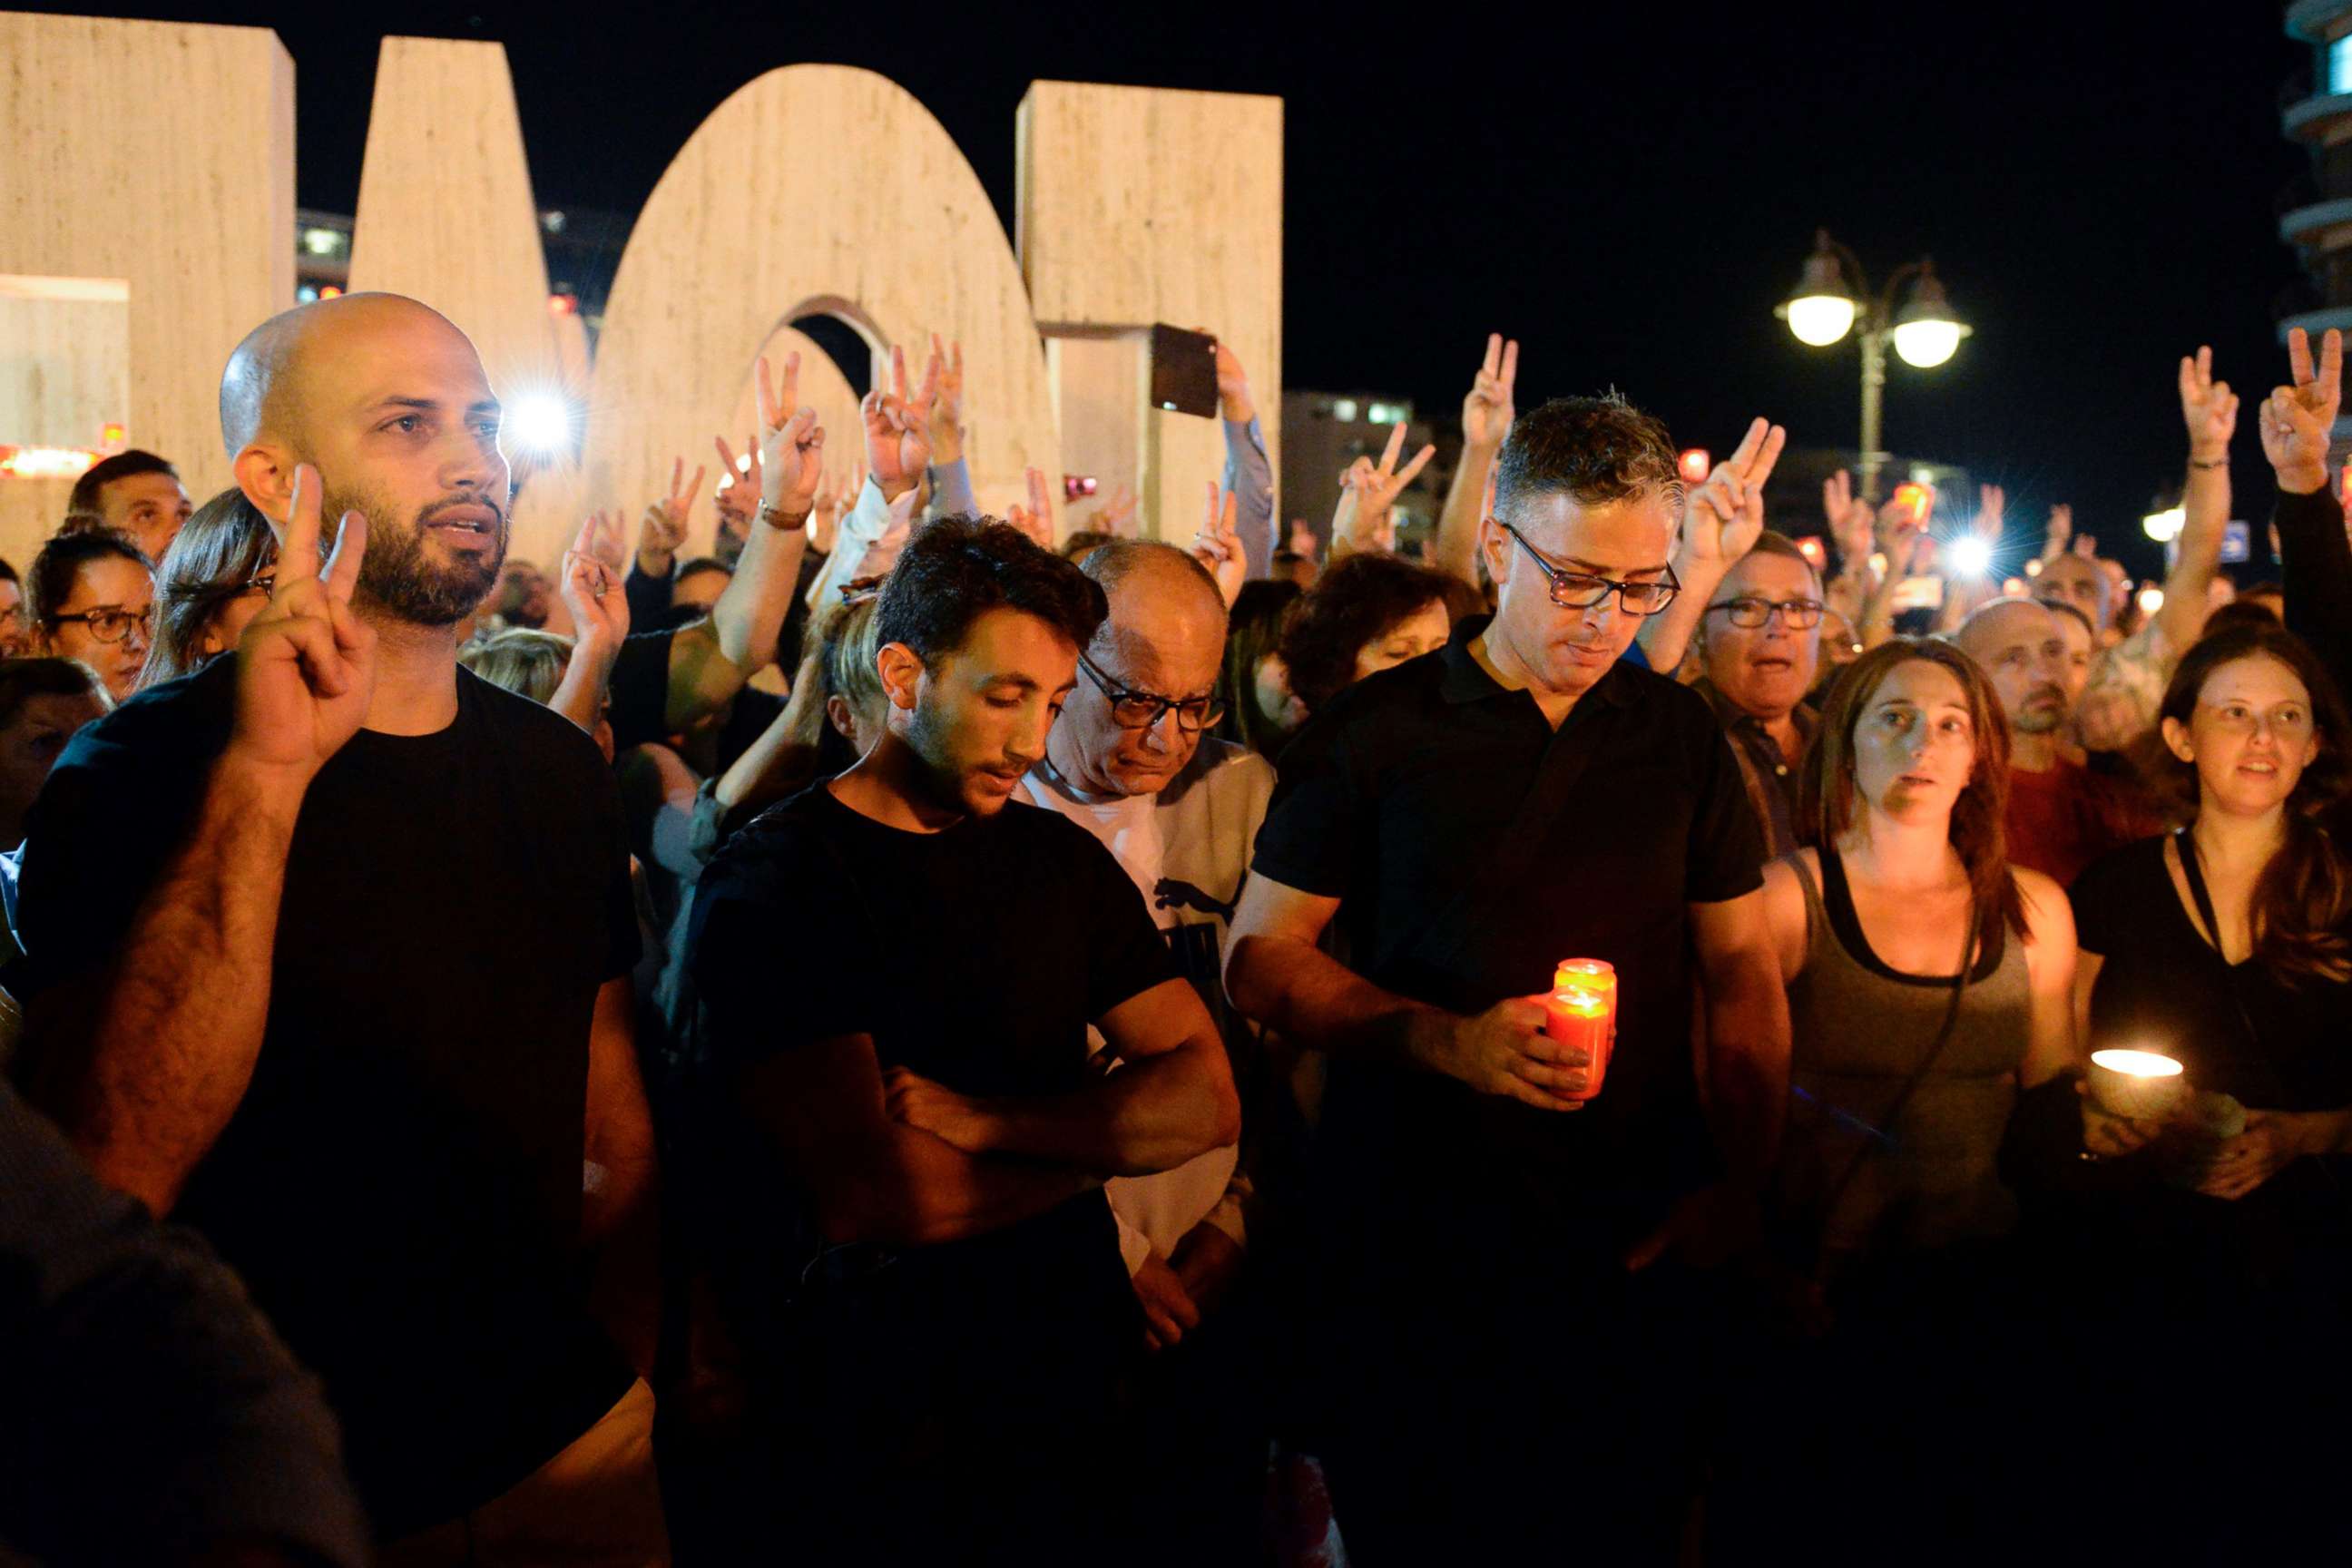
xmin=10 ymin=293 xmax=682 ymax=1556
xmin=682 ymin=515 xmax=1240 ymax=1565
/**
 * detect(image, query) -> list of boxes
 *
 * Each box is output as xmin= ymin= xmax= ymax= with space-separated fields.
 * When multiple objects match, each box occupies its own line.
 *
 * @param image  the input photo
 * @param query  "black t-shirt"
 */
xmin=607 ymin=626 xmax=679 ymax=752
xmin=1250 ymin=615 xmax=1764 ymax=1267
xmin=12 ymin=657 xmax=641 ymax=1536
xmin=681 ymin=785 xmax=1174 ymax=1371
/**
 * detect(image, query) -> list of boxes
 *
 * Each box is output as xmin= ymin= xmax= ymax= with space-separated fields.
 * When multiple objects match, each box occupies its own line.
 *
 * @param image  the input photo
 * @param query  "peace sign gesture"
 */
xmin=230 ymin=464 xmax=375 ymax=782
xmin=1006 ymin=466 xmax=1055 ymax=549
xmin=929 ymin=333 xmax=967 ymax=465
xmin=1333 ymin=421 xmax=1436 ymax=554
xmin=1192 ymin=482 xmax=1247 ymax=607
xmin=755 ymin=351 xmax=825 ymax=522
xmin=2178 ymin=345 xmax=2239 ymax=464
xmin=1464 ymin=333 xmax=1518 ymax=450
xmin=2259 ymin=327 xmax=2341 ymax=495
xmin=863 ymin=342 xmax=939 ymax=502
xmin=564 ymin=509 xmax=631 ymax=647
xmin=639 ymin=456 xmax=703 ymax=573
xmin=1822 ymin=468 xmax=1874 ymax=566
xmin=1681 ymin=416 xmax=1788 ymax=567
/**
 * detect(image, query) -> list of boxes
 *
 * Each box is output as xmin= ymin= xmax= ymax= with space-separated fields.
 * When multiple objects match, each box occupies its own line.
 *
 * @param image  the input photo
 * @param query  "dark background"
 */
xmin=22 ymin=1 xmax=2318 ymax=575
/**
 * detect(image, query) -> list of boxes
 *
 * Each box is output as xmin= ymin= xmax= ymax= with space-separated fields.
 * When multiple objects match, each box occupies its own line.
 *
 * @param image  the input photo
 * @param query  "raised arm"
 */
xmin=925 ymin=334 xmax=977 ymax=522
xmin=549 ymin=509 xmax=630 ymax=736
xmin=1214 ymin=337 xmax=1278 ymax=578
xmin=709 ymin=352 xmax=818 ymax=673
xmin=2152 ymin=346 xmax=2239 ymax=652
xmin=1433 ymin=334 xmax=1517 ymax=586
xmin=27 ymin=466 xmax=373 ymax=1217
xmin=2261 ymin=327 xmax=2352 ymax=689
xmin=1637 ymin=416 xmax=1786 ymax=673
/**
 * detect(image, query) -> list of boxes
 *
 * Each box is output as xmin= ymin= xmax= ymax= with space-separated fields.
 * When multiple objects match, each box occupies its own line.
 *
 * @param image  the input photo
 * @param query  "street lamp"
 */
xmin=1776 ymin=229 xmax=1974 ymax=501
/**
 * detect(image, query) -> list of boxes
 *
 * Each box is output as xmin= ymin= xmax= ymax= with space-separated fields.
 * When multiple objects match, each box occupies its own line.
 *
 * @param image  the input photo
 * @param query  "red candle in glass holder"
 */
xmin=1544 ymin=959 xmax=1617 ymax=1107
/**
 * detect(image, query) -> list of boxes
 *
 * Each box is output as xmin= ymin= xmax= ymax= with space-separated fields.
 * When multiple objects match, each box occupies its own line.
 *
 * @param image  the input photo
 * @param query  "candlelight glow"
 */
xmin=2091 ymin=1048 xmax=2182 ymax=1080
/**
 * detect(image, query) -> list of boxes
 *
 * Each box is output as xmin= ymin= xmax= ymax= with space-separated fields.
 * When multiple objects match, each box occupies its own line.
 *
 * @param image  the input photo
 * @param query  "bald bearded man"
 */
xmin=13 ymin=294 xmax=667 ymax=1562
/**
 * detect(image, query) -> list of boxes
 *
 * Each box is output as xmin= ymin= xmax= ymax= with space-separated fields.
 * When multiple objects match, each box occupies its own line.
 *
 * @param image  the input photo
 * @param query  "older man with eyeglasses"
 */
xmin=1224 ymin=396 xmax=1791 ymax=1563
xmin=1012 ymin=536 xmax=1274 ymax=1567
xmin=1690 ymin=530 xmax=1825 ymax=858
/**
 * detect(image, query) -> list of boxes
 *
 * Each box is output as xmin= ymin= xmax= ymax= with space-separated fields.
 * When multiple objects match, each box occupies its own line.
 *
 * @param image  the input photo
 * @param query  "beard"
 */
xmin=322 ymin=478 xmax=508 ymax=626
xmin=2013 ymin=686 xmax=2068 ymax=734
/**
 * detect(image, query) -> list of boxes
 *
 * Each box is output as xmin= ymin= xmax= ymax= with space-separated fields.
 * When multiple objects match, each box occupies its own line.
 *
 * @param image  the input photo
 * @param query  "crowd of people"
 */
xmin=5 ymin=289 xmax=2352 ymax=1567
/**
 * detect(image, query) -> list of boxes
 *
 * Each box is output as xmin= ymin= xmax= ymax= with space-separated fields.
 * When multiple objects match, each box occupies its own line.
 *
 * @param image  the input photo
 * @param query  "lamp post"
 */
xmin=1776 ymin=230 xmax=1973 ymax=502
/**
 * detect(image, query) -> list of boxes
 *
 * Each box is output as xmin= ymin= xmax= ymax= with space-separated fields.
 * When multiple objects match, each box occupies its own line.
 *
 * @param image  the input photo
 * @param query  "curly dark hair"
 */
xmin=1494 ymin=394 xmax=1681 ymax=518
xmin=1278 ymin=552 xmax=1453 ymax=715
xmin=2152 ymin=622 xmax=2352 ymax=985
xmin=875 ymin=515 xmax=1107 ymax=666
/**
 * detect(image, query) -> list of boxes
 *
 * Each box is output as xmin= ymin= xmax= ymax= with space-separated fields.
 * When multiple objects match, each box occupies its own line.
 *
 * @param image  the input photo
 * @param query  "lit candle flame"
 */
xmin=2090 ymin=1048 xmax=2182 ymax=1080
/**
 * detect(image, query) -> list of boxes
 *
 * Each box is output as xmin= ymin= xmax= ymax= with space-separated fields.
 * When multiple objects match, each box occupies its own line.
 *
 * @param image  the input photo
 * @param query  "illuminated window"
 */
xmin=2332 ymin=35 xmax=2352 ymax=95
xmin=301 ymin=226 xmax=347 ymax=257
xmin=1332 ymin=398 xmax=1358 ymax=422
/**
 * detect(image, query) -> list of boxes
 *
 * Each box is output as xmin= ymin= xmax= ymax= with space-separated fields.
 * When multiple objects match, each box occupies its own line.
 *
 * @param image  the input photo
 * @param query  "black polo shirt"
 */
xmin=1251 ymin=615 xmax=1764 ymax=1262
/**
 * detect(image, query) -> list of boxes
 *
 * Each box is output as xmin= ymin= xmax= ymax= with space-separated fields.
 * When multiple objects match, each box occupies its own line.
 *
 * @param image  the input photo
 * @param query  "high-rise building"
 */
xmin=2282 ymin=2 xmax=2352 ymax=466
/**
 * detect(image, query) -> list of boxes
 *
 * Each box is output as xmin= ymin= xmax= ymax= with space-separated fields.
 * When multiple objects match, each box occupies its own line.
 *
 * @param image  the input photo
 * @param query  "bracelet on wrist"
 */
xmin=2187 ymin=456 xmax=2228 ymax=471
xmin=756 ymin=500 xmax=809 ymax=532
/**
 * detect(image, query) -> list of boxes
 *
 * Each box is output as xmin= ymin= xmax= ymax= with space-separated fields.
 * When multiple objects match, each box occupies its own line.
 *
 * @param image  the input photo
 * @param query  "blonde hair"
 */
xmin=458 ymin=627 xmax=572 ymax=707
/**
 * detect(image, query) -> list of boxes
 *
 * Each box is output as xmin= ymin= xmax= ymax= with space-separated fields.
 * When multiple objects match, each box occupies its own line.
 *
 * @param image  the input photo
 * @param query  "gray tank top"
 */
xmin=1781 ymin=848 xmax=2032 ymax=1256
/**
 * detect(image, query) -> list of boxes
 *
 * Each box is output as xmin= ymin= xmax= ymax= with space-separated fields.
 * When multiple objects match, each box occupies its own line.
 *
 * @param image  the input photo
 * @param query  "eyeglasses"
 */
xmin=1706 ymin=596 xmax=1826 ymax=630
xmin=1501 ymin=524 xmax=1680 ymax=613
xmin=1078 ymin=651 xmax=1223 ymax=733
xmin=240 ymin=570 xmax=277 ymax=598
xmin=48 ymin=605 xmax=152 ymax=644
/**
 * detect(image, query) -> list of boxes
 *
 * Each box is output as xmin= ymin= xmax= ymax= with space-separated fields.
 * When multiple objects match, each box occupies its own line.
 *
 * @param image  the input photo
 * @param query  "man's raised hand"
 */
xmin=2180 ymin=345 xmax=2240 ymax=463
xmin=1334 ymin=421 xmax=1436 ymax=553
xmin=1192 ymin=482 xmax=1247 ymax=607
xmin=863 ymin=342 xmax=938 ymax=502
xmin=230 ymin=464 xmax=375 ymax=782
xmin=2259 ymin=326 xmax=2342 ymax=495
xmin=1210 ymin=334 xmax=1254 ymax=424
xmin=1681 ymin=416 xmax=1788 ymax=567
xmin=638 ymin=456 xmax=701 ymax=573
xmin=755 ymin=352 xmax=825 ymax=521
xmin=1463 ymin=332 xmax=1518 ymax=450
xmin=1823 ymin=468 xmax=1874 ymax=568
xmin=1006 ymin=467 xmax=1055 ymax=549
xmin=1971 ymin=483 xmax=2005 ymax=544
xmin=928 ymin=334 xmax=966 ymax=465
xmin=563 ymin=510 xmax=631 ymax=647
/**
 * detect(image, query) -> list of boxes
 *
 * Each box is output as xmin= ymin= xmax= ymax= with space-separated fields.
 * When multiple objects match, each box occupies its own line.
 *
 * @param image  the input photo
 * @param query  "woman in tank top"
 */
xmin=1759 ymin=637 xmax=2080 ymax=1275
xmin=1718 ymin=638 xmax=2079 ymax=1564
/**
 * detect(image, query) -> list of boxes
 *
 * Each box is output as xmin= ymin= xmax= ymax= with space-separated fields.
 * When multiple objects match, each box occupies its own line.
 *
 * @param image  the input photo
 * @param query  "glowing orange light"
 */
xmin=0 ymin=446 xmax=100 ymax=480
xmin=318 ymin=285 xmax=342 ymax=299
xmin=1797 ymin=537 xmax=1828 ymax=567
xmin=1678 ymin=448 xmax=1711 ymax=484
xmin=548 ymin=293 xmax=579 ymax=315
xmin=99 ymin=422 xmax=127 ymax=449
xmin=1892 ymin=482 xmax=1934 ymax=526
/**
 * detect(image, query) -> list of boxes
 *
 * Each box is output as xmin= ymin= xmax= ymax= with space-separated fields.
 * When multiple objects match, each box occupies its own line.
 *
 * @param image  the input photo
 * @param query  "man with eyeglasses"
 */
xmin=1012 ymin=537 xmax=1273 ymax=1565
xmin=26 ymin=528 xmax=154 ymax=702
xmin=1690 ymin=531 xmax=1824 ymax=858
xmin=1225 ymin=395 xmax=1790 ymax=1563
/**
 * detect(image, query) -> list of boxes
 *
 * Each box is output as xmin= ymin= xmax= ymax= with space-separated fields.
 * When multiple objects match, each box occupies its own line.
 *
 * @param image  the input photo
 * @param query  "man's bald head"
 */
xmin=220 ymin=292 xmax=468 ymax=458
xmin=1079 ymin=539 xmax=1228 ymax=657
xmin=1955 ymin=596 xmax=2073 ymax=738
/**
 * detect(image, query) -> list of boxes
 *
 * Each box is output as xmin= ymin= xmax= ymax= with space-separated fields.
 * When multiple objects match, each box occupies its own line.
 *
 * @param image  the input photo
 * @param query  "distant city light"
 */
xmin=1678 ymin=448 xmax=1711 ymax=484
xmin=2138 ymin=586 xmax=2165 ymax=615
xmin=1331 ymin=398 xmax=1358 ymax=422
xmin=2142 ymin=507 xmax=2185 ymax=544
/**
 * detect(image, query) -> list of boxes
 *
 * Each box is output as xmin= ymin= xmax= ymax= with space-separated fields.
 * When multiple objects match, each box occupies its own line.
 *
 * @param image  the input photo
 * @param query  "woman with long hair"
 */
xmin=139 ymin=487 xmax=276 ymax=689
xmin=2066 ymin=621 xmax=2352 ymax=1555
xmin=1722 ymin=637 xmax=2079 ymax=1561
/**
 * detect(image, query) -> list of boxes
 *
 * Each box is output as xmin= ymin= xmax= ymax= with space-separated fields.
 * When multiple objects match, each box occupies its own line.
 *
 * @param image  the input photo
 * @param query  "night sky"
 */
xmin=24 ymin=2 xmax=2317 ymax=576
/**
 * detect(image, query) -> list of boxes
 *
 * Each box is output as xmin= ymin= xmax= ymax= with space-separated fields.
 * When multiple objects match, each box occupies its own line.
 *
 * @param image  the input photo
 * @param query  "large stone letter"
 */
xmin=588 ymin=65 xmax=1060 ymax=550
xmin=1017 ymin=81 xmax=1283 ymax=544
xmin=0 ymin=13 xmax=293 ymax=561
